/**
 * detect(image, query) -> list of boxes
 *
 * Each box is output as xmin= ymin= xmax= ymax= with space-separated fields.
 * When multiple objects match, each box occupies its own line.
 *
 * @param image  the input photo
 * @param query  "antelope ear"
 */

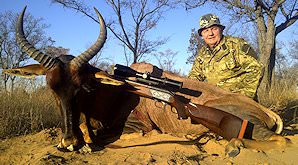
xmin=2 ymin=64 xmax=46 ymax=78
xmin=95 ymin=71 xmax=124 ymax=86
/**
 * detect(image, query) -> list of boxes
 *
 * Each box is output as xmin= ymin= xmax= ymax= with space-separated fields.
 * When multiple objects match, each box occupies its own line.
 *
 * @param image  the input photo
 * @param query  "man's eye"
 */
xmin=212 ymin=27 xmax=219 ymax=31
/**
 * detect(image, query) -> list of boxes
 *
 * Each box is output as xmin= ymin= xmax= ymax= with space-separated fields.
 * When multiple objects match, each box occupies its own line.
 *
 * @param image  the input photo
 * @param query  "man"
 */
xmin=188 ymin=14 xmax=262 ymax=99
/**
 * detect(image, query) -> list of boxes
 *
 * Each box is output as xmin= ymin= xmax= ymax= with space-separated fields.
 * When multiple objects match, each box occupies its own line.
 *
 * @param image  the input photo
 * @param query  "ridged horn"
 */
xmin=16 ymin=6 xmax=58 ymax=70
xmin=71 ymin=7 xmax=107 ymax=68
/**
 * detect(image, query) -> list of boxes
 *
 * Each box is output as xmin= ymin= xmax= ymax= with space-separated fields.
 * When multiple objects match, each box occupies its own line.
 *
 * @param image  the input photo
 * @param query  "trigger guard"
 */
xmin=154 ymin=100 xmax=167 ymax=111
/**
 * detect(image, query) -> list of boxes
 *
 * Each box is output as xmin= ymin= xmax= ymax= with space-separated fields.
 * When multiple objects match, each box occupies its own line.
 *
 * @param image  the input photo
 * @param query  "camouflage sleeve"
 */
xmin=188 ymin=51 xmax=206 ymax=81
xmin=235 ymin=41 xmax=262 ymax=98
xmin=239 ymin=58 xmax=262 ymax=98
xmin=239 ymin=39 xmax=258 ymax=60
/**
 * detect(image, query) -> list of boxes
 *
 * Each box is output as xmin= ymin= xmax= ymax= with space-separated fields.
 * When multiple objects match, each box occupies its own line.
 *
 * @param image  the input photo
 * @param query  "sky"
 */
xmin=1 ymin=0 xmax=297 ymax=74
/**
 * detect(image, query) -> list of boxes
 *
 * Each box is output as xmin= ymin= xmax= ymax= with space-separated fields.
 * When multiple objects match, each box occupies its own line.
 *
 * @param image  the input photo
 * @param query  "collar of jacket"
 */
xmin=203 ymin=35 xmax=228 ymax=55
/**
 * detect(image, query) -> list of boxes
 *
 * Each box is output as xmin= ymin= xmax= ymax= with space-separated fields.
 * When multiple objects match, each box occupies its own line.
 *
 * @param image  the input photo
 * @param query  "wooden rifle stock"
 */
xmin=183 ymin=102 xmax=253 ymax=140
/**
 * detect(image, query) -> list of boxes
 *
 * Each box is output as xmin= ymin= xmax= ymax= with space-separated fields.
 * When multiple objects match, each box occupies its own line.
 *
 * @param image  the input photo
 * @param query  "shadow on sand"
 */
xmin=281 ymin=101 xmax=298 ymax=136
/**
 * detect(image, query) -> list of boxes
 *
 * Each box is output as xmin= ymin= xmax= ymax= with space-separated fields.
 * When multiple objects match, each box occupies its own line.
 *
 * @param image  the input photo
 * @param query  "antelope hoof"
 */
xmin=78 ymin=144 xmax=92 ymax=153
xmin=57 ymin=142 xmax=74 ymax=152
xmin=57 ymin=137 xmax=78 ymax=152
xmin=66 ymin=144 xmax=74 ymax=151
xmin=225 ymin=146 xmax=240 ymax=157
xmin=225 ymin=138 xmax=244 ymax=157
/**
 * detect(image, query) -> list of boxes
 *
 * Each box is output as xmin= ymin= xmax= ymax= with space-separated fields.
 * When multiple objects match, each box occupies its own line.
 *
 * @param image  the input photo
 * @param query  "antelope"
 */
xmin=11 ymin=6 xmax=206 ymax=152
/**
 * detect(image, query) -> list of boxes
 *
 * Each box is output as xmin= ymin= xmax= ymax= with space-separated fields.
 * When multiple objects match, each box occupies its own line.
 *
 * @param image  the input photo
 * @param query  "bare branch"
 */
xmin=184 ymin=0 xmax=208 ymax=10
xmin=52 ymin=0 xmax=99 ymax=23
xmin=276 ymin=0 xmax=286 ymax=6
xmin=107 ymin=0 xmax=135 ymax=52
xmin=276 ymin=11 xmax=298 ymax=35
xmin=51 ymin=0 xmax=177 ymax=64
xmin=280 ymin=4 xmax=289 ymax=18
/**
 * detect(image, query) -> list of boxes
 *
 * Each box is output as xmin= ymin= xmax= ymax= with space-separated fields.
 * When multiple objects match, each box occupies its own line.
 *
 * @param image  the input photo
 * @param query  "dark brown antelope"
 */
xmin=12 ymin=6 xmax=205 ymax=152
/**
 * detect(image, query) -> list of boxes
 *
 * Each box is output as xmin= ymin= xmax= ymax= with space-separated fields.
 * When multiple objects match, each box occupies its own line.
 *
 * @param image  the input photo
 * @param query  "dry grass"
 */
xmin=0 ymin=87 xmax=61 ymax=139
xmin=259 ymin=77 xmax=298 ymax=114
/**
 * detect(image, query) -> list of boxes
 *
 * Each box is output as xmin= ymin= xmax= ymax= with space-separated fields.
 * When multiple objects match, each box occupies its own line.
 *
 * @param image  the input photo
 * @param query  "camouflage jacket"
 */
xmin=188 ymin=35 xmax=262 ymax=99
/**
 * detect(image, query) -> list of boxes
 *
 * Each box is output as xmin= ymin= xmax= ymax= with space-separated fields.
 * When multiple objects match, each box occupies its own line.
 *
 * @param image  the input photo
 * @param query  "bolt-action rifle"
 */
xmin=112 ymin=64 xmax=253 ymax=140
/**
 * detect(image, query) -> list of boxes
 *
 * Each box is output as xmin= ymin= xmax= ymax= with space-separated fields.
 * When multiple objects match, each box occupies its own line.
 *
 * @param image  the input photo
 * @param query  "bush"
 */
xmin=259 ymin=76 xmax=298 ymax=114
xmin=0 ymin=87 xmax=61 ymax=139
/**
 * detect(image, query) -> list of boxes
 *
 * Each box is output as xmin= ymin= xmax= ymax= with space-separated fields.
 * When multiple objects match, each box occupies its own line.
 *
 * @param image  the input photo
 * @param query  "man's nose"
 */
xmin=205 ymin=29 xmax=213 ymax=36
xmin=208 ymin=29 xmax=214 ymax=35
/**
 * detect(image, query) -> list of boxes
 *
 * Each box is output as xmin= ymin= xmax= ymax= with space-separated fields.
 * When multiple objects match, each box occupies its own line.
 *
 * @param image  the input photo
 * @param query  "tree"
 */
xmin=0 ymin=11 xmax=53 ymax=93
xmin=289 ymin=39 xmax=298 ymax=62
xmin=287 ymin=38 xmax=298 ymax=80
xmin=45 ymin=46 xmax=69 ymax=58
xmin=153 ymin=49 xmax=180 ymax=74
xmin=186 ymin=28 xmax=205 ymax=64
xmin=51 ymin=0 xmax=178 ymax=64
xmin=183 ymin=0 xmax=298 ymax=103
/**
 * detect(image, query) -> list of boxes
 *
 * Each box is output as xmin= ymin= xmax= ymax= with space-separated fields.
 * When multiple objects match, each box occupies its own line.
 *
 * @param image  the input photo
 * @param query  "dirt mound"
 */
xmin=1 ymin=128 xmax=298 ymax=164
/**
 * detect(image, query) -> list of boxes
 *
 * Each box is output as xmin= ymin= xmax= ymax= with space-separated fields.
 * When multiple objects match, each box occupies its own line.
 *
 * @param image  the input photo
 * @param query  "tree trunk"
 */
xmin=257 ymin=25 xmax=276 ymax=106
xmin=10 ymin=78 xmax=15 ymax=94
xmin=258 ymin=51 xmax=276 ymax=106
xmin=4 ymin=79 xmax=8 ymax=93
xmin=255 ymin=3 xmax=278 ymax=105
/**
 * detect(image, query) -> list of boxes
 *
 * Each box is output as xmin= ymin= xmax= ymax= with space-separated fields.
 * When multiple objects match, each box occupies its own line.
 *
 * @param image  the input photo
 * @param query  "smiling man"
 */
xmin=188 ymin=14 xmax=262 ymax=100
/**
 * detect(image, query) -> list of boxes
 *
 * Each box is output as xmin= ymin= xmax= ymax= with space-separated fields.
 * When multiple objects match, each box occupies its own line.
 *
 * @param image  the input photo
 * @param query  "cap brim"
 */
xmin=198 ymin=24 xmax=225 ymax=36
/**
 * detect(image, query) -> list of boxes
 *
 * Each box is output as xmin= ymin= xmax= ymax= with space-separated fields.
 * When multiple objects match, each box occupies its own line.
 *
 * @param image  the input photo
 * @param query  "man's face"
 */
xmin=201 ymin=25 xmax=223 ymax=49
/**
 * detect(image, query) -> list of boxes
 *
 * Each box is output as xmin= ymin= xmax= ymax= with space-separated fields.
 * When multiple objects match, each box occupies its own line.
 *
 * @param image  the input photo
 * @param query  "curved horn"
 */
xmin=16 ymin=6 xmax=58 ymax=70
xmin=267 ymin=110 xmax=283 ymax=134
xmin=71 ymin=7 xmax=107 ymax=67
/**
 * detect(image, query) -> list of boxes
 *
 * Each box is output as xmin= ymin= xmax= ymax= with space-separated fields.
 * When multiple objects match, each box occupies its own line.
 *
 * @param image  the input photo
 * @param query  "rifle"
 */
xmin=112 ymin=64 xmax=253 ymax=140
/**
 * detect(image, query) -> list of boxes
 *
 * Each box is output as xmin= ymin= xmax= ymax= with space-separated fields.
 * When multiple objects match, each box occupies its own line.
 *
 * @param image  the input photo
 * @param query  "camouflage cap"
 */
xmin=198 ymin=14 xmax=225 ymax=36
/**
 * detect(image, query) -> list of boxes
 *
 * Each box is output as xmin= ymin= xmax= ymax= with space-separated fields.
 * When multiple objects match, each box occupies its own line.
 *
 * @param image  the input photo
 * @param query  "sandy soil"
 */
xmin=1 ymin=124 xmax=298 ymax=165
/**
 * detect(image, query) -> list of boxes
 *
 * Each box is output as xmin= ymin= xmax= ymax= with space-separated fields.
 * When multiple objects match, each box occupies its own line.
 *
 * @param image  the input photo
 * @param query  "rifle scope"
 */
xmin=114 ymin=64 xmax=183 ymax=90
